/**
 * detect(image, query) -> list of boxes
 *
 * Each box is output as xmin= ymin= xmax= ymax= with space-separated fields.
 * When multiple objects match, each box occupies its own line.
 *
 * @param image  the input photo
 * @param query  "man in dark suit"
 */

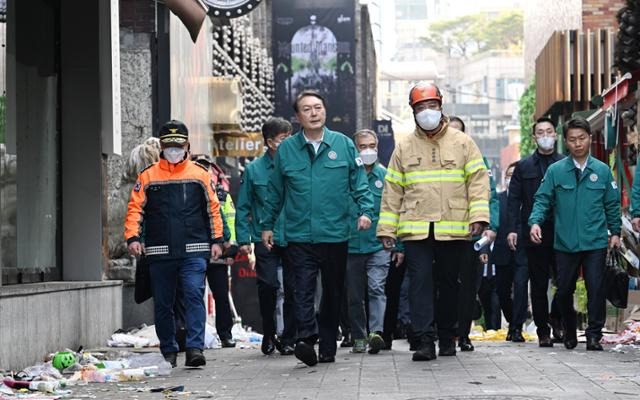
xmin=506 ymin=117 xmax=565 ymax=347
xmin=492 ymin=163 xmax=528 ymax=342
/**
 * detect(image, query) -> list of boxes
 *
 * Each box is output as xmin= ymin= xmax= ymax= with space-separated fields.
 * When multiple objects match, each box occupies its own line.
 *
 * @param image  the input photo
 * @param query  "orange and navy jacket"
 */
xmin=124 ymin=158 xmax=225 ymax=259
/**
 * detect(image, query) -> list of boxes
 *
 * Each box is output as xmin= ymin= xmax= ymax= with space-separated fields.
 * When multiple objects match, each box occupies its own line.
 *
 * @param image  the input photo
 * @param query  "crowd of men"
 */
xmin=125 ymin=82 xmax=625 ymax=368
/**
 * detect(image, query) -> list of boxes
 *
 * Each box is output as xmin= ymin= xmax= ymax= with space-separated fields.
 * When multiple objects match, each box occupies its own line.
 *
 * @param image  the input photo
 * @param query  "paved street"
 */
xmin=67 ymin=340 xmax=640 ymax=400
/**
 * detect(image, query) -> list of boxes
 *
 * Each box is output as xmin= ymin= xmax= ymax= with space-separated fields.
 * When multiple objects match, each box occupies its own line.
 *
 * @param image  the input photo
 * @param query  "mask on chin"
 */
xmin=415 ymin=109 xmax=442 ymax=131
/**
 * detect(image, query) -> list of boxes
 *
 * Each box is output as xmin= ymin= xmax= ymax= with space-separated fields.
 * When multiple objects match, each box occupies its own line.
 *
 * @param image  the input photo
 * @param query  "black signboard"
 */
xmin=272 ymin=0 xmax=356 ymax=136
xmin=374 ymin=120 xmax=395 ymax=167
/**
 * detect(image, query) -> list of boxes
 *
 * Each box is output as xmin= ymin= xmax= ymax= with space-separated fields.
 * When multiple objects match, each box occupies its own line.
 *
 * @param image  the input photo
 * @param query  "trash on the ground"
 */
xmin=149 ymin=385 xmax=184 ymax=393
xmin=16 ymin=364 xmax=62 ymax=381
xmin=602 ymin=320 xmax=640 ymax=347
xmin=231 ymin=323 xmax=262 ymax=348
xmin=51 ymin=353 xmax=75 ymax=372
xmin=0 ymin=348 xmax=174 ymax=398
xmin=108 ymin=324 xmax=221 ymax=349
xmin=468 ymin=326 xmax=537 ymax=342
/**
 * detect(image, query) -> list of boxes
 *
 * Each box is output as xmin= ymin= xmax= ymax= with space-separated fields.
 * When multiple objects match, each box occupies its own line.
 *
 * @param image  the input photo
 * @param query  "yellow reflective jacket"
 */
xmin=376 ymin=121 xmax=490 ymax=242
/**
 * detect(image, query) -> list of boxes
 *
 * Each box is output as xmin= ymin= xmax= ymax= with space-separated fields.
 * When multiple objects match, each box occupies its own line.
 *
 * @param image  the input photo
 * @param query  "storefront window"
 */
xmin=1 ymin=1 xmax=60 ymax=284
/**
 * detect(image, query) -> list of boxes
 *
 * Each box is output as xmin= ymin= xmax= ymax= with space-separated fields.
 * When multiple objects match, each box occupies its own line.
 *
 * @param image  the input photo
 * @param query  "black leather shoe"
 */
xmin=412 ymin=342 xmax=436 ymax=361
xmin=163 ymin=352 xmax=177 ymax=368
xmin=318 ymin=354 xmax=335 ymax=363
xmin=506 ymin=330 xmax=513 ymax=341
xmin=340 ymin=333 xmax=353 ymax=348
xmin=564 ymin=338 xmax=578 ymax=350
xmin=221 ymin=338 xmax=237 ymax=348
xmin=280 ymin=344 xmax=295 ymax=355
xmin=185 ymin=348 xmax=206 ymax=367
xmin=439 ymin=340 xmax=457 ymax=356
xmin=538 ymin=335 xmax=554 ymax=347
xmin=294 ymin=341 xmax=318 ymax=366
xmin=261 ymin=336 xmax=276 ymax=355
xmin=586 ymin=337 xmax=603 ymax=351
xmin=512 ymin=329 xmax=525 ymax=343
xmin=458 ymin=337 xmax=474 ymax=352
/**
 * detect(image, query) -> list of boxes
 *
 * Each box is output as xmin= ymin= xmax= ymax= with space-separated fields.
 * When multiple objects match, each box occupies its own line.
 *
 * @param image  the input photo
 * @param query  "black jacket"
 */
xmin=491 ymin=191 xmax=527 ymax=265
xmin=507 ymin=151 xmax=564 ymax=247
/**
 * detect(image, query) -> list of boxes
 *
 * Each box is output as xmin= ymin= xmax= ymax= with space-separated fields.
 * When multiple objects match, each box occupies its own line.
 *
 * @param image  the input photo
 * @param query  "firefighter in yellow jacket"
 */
xmin=376 ymin=83 xmax=490 ymax=362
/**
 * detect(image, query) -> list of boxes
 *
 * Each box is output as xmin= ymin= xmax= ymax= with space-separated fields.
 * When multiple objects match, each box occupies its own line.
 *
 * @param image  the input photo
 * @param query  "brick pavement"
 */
xmin=67 ymin=340 xmax=640 ymax=400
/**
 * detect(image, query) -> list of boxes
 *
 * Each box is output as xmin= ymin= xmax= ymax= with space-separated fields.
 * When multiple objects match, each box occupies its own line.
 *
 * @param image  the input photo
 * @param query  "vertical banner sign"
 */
xmin=272 ymin=0 xmax=356 ymax=136
xmin=374 ymin=120 xmax=394 ymax=167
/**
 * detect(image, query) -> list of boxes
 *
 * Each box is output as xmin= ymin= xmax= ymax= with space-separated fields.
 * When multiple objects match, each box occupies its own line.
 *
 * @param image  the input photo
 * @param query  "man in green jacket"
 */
xmin=235 ymin=117 xmax=296 ymax=356
xmin=529 ymin=117 xmax=621 ymax=351
xmin=262 ymin=90 xmax=374 ymax=366
xmin=346 ymin=129 xmax=405 ymax=355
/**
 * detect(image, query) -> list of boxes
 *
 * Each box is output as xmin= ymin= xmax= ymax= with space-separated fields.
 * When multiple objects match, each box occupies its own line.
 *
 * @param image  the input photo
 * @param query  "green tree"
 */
xmin=518 ymin=79 xmax=536 ymax=157
xmin=421 ymin=11 xmax=523 ymax=57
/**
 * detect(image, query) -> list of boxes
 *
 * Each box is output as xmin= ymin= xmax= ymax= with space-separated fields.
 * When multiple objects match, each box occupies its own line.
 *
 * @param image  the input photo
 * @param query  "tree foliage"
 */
xmin=421 ymin=11 xmax=523 ymax=58
xmin=518 ymin=79 xmax=536 ymax=157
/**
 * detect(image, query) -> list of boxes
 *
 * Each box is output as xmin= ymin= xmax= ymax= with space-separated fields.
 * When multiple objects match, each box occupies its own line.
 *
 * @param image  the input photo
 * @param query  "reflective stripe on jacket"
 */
xmin=376 ymin=121 xmax=490 ymax=242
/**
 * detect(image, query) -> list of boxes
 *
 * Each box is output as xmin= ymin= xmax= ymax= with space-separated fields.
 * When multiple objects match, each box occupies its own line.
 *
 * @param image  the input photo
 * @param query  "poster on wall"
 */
xmin=272 ymin=0 xmax=356 ymax=136
xmin=373 ymin=120 xmax=394 ymax=167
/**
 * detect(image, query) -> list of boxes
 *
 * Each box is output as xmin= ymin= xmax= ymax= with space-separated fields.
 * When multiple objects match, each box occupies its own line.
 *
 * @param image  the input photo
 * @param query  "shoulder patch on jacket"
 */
xmin=612 ymin=181 xmax=618 ymax=190
xmin=134 ymin=181 xmax=142 ymax=192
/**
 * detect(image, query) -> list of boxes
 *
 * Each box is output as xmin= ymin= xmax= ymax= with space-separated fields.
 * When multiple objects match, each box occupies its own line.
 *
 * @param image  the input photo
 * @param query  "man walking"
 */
xmin=346 ymin=129 xmax=404 ymax=354
xmin=449 ymin=116 xmax=499 ymax=352
xmin=377 ymin=83 xmax=490 ymax=361
xmin=493 ymin=163 xmax=528 ymax=342
xmin=529 ymin=117 xmax=621 ymax=351
xmin=125 ymin=120 xmax=224 ymax=367
xmin=236 ymin=117 xmax=296 ymax=356
xmin=507 ymin=117 xmax=565 ymax=347
xmin=262 ymin=91 xmax=374 ymax=366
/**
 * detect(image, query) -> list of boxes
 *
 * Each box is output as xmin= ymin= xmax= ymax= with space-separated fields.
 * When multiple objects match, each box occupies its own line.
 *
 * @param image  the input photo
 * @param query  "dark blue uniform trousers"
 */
xmin=150 ymin=257 xmax=207 ymax=354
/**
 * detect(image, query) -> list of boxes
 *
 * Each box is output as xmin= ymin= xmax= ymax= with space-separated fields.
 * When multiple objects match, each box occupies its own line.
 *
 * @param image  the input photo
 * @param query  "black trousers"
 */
xmin=495 ymin=257 xmax=529 ymax=330
xmin=382 ymin=257 xmax=408 ymax=341
xmin=254 ymin=242 xmax=297 ymax=346
xmin=526 ymin=246 xmax=562 ymax=337
xmin=478 ymin=274 xmax=501 ymax=330
xmin=286 ymin=242 xmax=348 ymax=356
xmin=339 ymin=277 xmax=351 ymax=338
xmin=457 ymin=244 xmax=481 ymax=338
xmin=206 ymin=263 xmax=234 ymax=340
xmin=405 ymin=232 xmax=466 ymax=344
xmin=555 ymin=249 xmax=607 ymax=340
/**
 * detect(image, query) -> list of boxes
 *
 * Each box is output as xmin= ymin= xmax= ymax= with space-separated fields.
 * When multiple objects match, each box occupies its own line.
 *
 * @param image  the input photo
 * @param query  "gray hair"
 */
xmin=124 ymin=137 xmax=161 ymax=182
xmin=353 ymin=129 xmax=378 ymax=145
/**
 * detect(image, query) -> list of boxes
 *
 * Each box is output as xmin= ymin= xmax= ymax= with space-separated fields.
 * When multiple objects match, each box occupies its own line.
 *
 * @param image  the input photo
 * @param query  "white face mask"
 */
xmin=536 ymin=136 xmax=555 ymax=151
xmin=164 ymin=147 xmax=186 ymax=164
xmin=360 ymin=148 xmax=378 ymax=165
xmin=415 ymin=109 xmax=442 ymax=131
